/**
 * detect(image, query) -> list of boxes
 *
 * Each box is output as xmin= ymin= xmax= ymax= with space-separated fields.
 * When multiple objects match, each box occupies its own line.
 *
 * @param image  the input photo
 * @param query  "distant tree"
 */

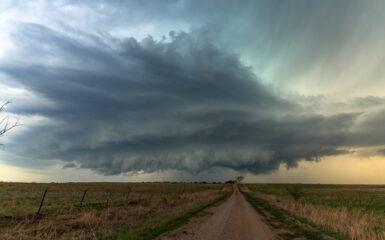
xmin=286 ymin=185 xmax=305 ymax=202
xmin=235 ymin=176 xmax=244 ymax=184
xmin=225 ymin=180 xmax=235 ymax=184
xmin=0 ymin=101 xmax=20 ymax=143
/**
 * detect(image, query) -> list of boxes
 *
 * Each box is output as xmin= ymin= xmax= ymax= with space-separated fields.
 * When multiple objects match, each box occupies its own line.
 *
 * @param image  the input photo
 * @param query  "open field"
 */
xmin=0 ymin=182 xmax=230 ymax=239
xmin=2 ymin=182 xmax=384 ymax=240
xmin=246 ymin=184 xmax=385 ymax=240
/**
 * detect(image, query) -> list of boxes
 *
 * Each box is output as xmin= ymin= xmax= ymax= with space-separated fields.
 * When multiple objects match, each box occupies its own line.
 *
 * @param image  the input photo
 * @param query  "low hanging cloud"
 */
xmin=0 ymin=22 xmax=384 ymax=175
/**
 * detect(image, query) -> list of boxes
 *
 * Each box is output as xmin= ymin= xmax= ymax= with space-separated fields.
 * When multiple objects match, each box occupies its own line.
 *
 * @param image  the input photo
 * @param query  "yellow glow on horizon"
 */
xmin=0 ymin=163 xmax=48 ymax=182
xmin=247 ymin=154 xmax=385 ymax=184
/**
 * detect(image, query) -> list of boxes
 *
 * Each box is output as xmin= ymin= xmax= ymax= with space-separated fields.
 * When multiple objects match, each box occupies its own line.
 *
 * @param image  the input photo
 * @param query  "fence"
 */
xmin=0 ymin=183 xmax=224 ymax=217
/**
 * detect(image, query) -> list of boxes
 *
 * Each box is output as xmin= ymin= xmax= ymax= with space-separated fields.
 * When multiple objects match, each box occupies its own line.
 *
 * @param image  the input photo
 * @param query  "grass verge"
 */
xmin=241 ymin=190 xmax=347 ymax=240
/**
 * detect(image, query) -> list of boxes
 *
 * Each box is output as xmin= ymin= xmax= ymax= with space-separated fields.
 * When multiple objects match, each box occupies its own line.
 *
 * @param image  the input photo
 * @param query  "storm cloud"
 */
xmin=1 ymin=1 xmax=385 ymax=177
xmin=0 ymin=22 xmax=374 ymax=175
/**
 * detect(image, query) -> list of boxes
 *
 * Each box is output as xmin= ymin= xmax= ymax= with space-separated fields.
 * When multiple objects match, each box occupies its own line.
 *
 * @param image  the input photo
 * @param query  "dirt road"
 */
xmin=185 ymin=184 xmax=275 ymax=240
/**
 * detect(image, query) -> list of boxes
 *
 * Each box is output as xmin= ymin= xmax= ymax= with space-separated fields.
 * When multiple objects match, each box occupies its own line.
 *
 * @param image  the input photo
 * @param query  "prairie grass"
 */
xmin=0 ymin=182 xmax=222 ymax=216
xmin=247 ymin=184 xmax=385 ymax=240
xmin=0 ymin=182 xmax=229 ymax=239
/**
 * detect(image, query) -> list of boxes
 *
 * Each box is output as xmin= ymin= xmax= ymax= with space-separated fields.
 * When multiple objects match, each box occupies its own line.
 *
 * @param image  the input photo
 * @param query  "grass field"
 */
xmin=2 ymin=182 xmax=384 ymax=239
xmin=246 ymin=184 xmax=385 ymax=240
xmin=0 ymin=182 xmax=230 ymax=239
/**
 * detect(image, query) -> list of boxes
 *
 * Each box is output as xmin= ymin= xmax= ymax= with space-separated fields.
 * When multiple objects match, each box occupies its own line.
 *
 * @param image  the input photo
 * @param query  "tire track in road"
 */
xmin=187 ymin=184 xmax=275 ymax=240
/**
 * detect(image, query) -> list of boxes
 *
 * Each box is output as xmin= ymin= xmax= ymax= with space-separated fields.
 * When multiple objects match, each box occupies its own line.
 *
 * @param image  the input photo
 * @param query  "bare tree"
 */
xmin=0 ymin=101 xmax=21 ymax=142
xmin=286 ymin=185 xmax=305 ymax=202
xmin=235 ymin=176 xmax=245 ymax=183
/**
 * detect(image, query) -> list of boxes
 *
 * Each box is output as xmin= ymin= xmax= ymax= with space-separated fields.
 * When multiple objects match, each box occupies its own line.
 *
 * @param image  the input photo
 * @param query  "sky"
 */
xmin=0 ymin=0 xmax=385 ymax=183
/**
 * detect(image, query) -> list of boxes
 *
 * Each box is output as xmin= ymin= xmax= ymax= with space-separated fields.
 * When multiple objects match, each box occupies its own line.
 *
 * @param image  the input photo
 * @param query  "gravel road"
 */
xmin=188 ymin=184 xmax=275 ymax=240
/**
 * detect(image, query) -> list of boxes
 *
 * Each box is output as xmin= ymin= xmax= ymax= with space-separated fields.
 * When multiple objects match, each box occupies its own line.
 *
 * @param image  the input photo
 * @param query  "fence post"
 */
xmin=125 ymin=191 xmax=129 ymax=201
xmin=80 ymin=190 xmax=87 ymax=208
xmin=37 ymin=189 xmax=48 ymax=215
xmin=125 ymin=187 xmax=131 ymax=201
xmin=106 ymin=192 xmax=110 ymax=207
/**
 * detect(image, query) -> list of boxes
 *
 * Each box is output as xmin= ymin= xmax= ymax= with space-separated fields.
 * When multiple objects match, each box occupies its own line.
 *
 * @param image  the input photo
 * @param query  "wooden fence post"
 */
xmin=125 ymin=187 xmax=131 ymax=201
xmin=37 ymin=189 xmax=48 ymax=215
xmin=106 ymin=192 xmax=111 ymax=207
xmin=125 ymin=191 xmax=130 ymax=201
xmin=80 ymin=190 xmax=87 ymax=208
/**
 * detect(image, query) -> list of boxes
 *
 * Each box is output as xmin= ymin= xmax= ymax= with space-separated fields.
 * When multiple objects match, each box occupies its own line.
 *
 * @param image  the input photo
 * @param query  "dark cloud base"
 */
xmin=1 ymin=23 xmax=385 ymax=176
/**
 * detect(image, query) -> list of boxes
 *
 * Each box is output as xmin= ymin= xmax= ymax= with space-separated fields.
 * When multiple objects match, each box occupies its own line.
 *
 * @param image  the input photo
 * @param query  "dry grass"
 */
xmin=0 ymin=182 xmax=229 ymax=239
xmin=0 ymin=182 xmax=223 ymax=216
xmin=248 ymin=186 xmax=385 ymax=240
